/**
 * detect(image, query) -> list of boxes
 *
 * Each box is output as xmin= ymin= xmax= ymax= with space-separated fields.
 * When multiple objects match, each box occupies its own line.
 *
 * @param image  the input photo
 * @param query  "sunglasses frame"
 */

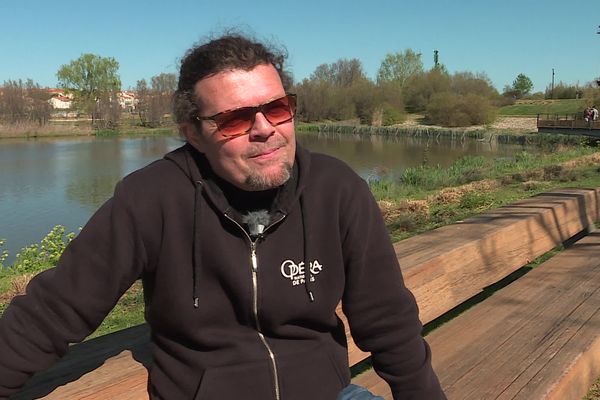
xmin=195 ymin=93 xmax=297 ymax=138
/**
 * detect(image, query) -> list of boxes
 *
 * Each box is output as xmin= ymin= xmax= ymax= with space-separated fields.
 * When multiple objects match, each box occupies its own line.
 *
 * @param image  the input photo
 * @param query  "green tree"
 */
xmin=57 ymin=54 xmax=121 ymax=127
xmin=511 ymin=73 xmax=533 ymax=99
xmin=376 ymin=49 xmax=424 ymax=88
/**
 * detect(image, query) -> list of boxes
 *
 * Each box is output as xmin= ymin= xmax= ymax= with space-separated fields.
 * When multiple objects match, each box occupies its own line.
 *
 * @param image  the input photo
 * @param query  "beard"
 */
xmin=244 ymin=161 xmax=293 ymax=190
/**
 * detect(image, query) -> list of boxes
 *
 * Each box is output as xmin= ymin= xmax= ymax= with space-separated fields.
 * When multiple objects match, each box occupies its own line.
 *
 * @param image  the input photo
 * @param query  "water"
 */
xmin=0 ymin=133 xmax=536 ymax=263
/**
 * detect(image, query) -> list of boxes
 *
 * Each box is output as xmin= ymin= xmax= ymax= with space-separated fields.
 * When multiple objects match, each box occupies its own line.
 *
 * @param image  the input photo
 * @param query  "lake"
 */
xmin=0 ymin=132 xmax=537 ymax=263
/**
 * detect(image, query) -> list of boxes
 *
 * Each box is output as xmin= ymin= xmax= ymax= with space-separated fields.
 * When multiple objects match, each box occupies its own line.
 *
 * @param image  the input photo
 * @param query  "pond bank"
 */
xmin=1 ymin=117 xmax=538 ymax=139
xmin=0 ymin=122 xmax=177 ymax=139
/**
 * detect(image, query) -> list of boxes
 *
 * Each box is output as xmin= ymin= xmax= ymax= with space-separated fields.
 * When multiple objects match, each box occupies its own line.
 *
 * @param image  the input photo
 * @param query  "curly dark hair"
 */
xmin=173 ymin=33 xmax=292 ymax=124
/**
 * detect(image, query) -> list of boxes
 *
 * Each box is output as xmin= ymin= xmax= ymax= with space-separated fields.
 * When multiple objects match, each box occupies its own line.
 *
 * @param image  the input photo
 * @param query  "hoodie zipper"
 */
xmin=225 ymin=213 xmax=285 ymax=400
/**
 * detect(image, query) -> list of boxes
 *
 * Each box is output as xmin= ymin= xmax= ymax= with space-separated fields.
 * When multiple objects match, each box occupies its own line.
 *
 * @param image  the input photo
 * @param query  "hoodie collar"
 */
xmin=164 ymin=142 xmax=311 ymax=217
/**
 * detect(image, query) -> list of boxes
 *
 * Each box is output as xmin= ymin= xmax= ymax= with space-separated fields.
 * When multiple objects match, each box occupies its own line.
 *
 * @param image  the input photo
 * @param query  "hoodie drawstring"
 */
xmin=299 ymin=195 xmax=315 ymax=303
xmin=192 ymin=180 xmax=204 ymax=308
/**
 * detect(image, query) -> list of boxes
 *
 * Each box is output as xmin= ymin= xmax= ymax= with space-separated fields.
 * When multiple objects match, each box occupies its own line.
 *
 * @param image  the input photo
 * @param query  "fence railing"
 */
xmin=537 ymin=113 xmax=600 ymax=130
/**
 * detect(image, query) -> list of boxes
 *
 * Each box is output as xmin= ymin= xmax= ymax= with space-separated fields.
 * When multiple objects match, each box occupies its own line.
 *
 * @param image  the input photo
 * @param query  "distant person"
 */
xmin=0 ymin=33 xmax=446 ymax=399
xmin=584 ymin=107 xmax=592 ymax=122
xmin=592 ymin=105 xmax=598 ymax=122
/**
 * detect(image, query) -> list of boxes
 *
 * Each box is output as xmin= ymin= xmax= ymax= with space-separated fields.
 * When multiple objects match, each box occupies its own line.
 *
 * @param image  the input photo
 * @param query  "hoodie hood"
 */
xmin=163 ymin=143 xmax=316 ymax=304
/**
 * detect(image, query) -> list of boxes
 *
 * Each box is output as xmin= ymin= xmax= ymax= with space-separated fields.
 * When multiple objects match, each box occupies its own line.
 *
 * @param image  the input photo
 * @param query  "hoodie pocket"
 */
xmin=277 ymin=344 xmax=350 ymax=400
xmin=193 ymin=359 xmax=275 ymax=400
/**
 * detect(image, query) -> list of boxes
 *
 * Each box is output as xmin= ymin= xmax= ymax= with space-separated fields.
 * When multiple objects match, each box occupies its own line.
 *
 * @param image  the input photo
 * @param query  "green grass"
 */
xmin=368 ymin=146 xmax=597 ymax=203
xmin=499 ymin=98 xmax=586 ymax=116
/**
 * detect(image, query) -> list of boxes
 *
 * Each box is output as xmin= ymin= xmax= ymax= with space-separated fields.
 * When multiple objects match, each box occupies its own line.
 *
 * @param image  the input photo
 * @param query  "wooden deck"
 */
xmin=10 ymin=188 xmax=600 ymax=399
xmin=537 ymin=114 xmax=600 ymax=137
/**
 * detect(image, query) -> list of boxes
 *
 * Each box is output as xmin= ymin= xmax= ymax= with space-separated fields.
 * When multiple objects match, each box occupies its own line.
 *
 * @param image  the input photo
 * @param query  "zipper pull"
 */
xmin=251 ymin=245 xmax=258 ymax=272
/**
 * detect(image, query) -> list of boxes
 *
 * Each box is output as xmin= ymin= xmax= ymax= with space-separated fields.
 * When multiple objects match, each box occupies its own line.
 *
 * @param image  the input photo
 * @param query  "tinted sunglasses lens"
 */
xmin=264 ymin=96 xmax=295 ymax=125
xmin=215 ymin=108 xmax=255 ymax=136
xmin=214 ymin=95 xmax=296 ymax=137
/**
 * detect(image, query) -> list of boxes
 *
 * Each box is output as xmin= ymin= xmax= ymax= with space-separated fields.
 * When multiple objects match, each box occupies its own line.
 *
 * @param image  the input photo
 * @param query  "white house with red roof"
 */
xmin=117 ymin=90 xmax=137 ymax=110
xmin=45 ymin=89 xmax=138 ymax=110
xmin=46 ymin=89 xmax=73 ymax=109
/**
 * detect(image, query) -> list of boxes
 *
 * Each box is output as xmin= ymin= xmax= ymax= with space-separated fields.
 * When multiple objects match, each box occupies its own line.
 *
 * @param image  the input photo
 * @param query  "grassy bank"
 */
xmin=0 ymin=117 xmax=177 ymax=139
xmin=499 ymin=98 xmax=586 ymax=116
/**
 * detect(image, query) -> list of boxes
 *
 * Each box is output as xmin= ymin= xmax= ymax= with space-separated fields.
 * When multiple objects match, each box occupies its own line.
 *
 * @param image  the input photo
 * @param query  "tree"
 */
xmin=56 ymin=54 xmax=121 ymax=127
xmin=309 ymin=58 xmax=368 ymax=87
xmin=451 ymin=72 xmax=498 ymax=99
xmin=151 ymin=73 xmax=177 ymax=94
xmin=511 ymin=73 xmax=533 ymax=99
xmin=0 ymin=79 xmax=51 ymax=125
xmin=135 ymin=73 xmax=177 ymax=127
xmin=376 ymin=49 xmax=424 ymax=88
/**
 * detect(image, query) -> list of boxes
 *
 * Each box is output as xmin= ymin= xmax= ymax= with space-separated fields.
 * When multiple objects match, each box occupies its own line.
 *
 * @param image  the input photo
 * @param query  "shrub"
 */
xmin=8 ymin=226 xmax=75 ymax=275
xmin=425 ymin=92 xmax=496 ymax=127
xmin=380 ymin=103 xmax=405 ymax=126
xmin=0 ymin=239 xmax=7 ymax=269
xmin=403 ymin=69 xmax=452 ymax=113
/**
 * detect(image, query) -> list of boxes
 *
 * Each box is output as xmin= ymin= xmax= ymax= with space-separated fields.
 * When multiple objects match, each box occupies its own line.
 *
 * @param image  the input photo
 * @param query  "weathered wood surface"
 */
xmin=400 ymin=188 xmax=599 ymax=326
xmin=12 ymin=188 xmax=600 ymax=399
xmin=10 ymin=325 xmax=151 ymax=400
xmin=356 ymin=231 xmax=600 ymax=399
xmin=344 ymin=188 xmax=599 ymax=366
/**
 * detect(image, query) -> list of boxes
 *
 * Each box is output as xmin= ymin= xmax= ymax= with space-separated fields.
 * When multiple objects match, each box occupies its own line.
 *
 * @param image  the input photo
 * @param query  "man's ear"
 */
xmin=180 ymin=122 xmax=206 ymax=153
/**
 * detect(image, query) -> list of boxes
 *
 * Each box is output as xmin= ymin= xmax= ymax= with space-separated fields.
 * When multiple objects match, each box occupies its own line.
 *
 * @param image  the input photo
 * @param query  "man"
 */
xmin=0 ymin=34 xmax=445 ymax=399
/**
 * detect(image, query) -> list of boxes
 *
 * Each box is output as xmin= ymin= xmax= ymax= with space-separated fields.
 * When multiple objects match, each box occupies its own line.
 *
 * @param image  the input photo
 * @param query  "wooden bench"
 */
xmin=11 ymin=188 xmax=600 ymax=399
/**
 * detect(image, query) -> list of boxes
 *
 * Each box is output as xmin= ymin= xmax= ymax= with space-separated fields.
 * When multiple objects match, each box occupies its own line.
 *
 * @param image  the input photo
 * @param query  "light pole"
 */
xmin=551 ymin=68 xmax=554 ymax=99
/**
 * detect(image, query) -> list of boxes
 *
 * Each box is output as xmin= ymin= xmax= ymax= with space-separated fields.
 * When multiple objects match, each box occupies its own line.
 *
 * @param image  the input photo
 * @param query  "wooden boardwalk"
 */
xmin=537 ymin=114 xmax=600 ymax=137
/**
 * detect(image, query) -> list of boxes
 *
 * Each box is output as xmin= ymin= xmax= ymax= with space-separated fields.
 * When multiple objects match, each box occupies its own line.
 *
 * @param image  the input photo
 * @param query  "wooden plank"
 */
xmin=38 ymin=351 xmax=147 ymax=400
xmin=14 ymin=188 xmax=600 ymax=399
xmin=12 ymin=325 xmax=150 ymax=400
xmin=358 ymin=231 xmax=600 ymax=399
xmin=399 ymin=188 xmax=598 ymax=326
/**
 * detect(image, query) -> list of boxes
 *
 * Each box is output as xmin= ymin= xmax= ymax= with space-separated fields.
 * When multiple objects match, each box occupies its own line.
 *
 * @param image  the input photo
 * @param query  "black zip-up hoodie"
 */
xmin=0 ymin=144 xmax=444 ymax=399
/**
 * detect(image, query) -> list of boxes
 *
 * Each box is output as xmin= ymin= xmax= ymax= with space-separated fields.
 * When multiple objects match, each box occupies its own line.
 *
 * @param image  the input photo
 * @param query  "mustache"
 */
xmin=244 ymin=138 xmax=288 ymax=158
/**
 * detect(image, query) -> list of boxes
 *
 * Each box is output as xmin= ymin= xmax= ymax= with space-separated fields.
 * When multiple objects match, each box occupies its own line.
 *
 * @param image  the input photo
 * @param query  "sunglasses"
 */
xmin=195 ymin=94 xmax=297 ymax=138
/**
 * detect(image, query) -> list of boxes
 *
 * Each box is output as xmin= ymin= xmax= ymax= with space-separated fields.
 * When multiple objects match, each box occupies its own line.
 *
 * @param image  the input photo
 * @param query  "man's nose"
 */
xmin=248 ymin=112 xmax=275 ymax=140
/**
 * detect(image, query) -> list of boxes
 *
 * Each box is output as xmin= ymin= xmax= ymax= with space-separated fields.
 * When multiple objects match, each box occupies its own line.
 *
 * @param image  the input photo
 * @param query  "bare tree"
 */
xmin=136 ymin=73 xmax=176 ymax=127
xmin=0 ymin=79 xmax=51 ymax=125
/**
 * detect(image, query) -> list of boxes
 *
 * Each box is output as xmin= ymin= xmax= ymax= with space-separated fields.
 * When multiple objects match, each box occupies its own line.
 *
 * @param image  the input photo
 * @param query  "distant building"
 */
xmin=46 ymin=89 xmax=73 ymax=109
xmin=49 ymin=95 xmax=73 ymax=109
xmin=117 ymin=90 xmax=138 ymax=111
xmin=45 ymin=89 xmax=138 ymax=110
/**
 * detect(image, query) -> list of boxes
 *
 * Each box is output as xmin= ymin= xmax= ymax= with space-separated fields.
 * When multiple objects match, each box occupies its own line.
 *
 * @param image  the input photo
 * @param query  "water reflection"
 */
xmin=297 ymin=132 xmax=536 ymax=178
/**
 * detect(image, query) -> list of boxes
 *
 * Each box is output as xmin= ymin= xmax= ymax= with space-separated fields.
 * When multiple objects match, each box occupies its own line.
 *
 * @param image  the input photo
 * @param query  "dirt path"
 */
xmin=396 ymin=115 xmax=538 ymax=133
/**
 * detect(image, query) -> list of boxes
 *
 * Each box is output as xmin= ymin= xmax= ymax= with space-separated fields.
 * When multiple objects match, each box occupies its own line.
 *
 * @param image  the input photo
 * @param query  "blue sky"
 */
xmin=1 ymin=0 xmax=598 ymax=93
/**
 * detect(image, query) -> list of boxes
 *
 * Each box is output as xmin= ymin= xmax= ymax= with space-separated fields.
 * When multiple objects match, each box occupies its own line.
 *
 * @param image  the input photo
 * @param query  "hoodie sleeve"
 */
xmin=0 ymin=180 xmax=146 ymax=397
xmin=340 ymin=179 xmax=446 ymax=400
